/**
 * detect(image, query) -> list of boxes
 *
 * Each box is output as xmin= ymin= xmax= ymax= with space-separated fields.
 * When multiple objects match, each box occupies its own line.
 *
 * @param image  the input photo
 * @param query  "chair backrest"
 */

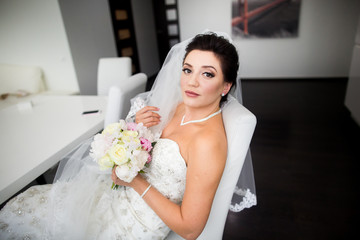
xmin=97 ymin=57 xmax=132 ymax=96
xmin=104 ymin=73 xmax=147 ymax=128
xmin=166 ymin=97 xmax=256 ymax=240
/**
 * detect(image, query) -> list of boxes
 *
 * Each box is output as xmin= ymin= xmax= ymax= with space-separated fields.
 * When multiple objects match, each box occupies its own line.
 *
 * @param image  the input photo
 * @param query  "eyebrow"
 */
xmin=183 ymin=63 xmax=218 ymax=72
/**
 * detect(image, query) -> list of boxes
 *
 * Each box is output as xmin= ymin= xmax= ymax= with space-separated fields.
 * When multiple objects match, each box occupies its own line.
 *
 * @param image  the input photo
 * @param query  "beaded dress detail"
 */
xmin=0 ymin=139 xmax=187 ymax=240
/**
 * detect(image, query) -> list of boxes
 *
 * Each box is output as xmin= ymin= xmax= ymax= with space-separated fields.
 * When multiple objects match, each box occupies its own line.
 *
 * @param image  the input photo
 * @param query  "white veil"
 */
xmin=126 ymin=30 xmax=256 ymax=212
xmin=45 ymin=30 xmax=256 ymax=239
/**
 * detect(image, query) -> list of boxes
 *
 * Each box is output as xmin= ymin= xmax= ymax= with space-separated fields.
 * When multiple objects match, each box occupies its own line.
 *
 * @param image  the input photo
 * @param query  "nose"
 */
xmin=187 ymin=73 xmax=199 ymax=87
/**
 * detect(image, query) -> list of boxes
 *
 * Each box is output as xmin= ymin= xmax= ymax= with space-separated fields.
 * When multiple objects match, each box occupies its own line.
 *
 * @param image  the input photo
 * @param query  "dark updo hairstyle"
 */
xmin=183 ymin=32 xmax=239 ymax=105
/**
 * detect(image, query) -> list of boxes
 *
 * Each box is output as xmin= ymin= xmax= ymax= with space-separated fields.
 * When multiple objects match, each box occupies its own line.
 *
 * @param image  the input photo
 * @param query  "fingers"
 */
xmin=111 ymin=167 xmax=118 ymax=183
xmin=136 ymin=106 xmax=161 ymax=128
xmin=137 ymin=106 xmax=159 ymax=114
xmin=139 ymin=111 xmax=161 ymax=127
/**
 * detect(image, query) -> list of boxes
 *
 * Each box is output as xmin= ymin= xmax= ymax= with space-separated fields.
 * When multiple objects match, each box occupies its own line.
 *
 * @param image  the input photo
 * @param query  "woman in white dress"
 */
xmin=0 ymin=31 xmax=252 ymax=240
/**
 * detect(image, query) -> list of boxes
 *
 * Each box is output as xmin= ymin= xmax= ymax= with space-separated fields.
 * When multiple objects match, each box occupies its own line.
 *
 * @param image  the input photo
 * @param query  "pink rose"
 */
xmin=140 ymin=137 xmax=152 ymax=152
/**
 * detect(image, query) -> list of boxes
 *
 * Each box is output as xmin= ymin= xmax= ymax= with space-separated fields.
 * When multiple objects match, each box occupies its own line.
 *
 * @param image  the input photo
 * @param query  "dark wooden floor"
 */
xmin=222 ymin=79 xmax=360 ymax=239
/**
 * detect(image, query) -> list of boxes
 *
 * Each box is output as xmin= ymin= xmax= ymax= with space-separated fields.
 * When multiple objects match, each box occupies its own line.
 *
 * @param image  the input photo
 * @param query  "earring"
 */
xmin=221 ymin=93 xmax=225 ymax=97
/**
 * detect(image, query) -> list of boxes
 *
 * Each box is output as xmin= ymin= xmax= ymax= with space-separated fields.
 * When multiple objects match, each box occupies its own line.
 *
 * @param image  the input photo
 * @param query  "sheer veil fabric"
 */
xmin=49 ymin=33 xmax=257 ymax=239
xmin=0 ymin=30 xmax=255 ymax=240
xmin=126 ymin=30 xmax=257 ymax=212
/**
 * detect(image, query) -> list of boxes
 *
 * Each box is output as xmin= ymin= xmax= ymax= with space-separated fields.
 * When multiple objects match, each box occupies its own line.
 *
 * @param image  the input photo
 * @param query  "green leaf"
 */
xmin=111 ymin=182 xmax=119 ymax=190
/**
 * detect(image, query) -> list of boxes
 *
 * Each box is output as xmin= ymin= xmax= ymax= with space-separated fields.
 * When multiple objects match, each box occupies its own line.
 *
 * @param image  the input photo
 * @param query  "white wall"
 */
xmin=132 ymin=0 xmax=161 ymax=77
xmin=0 ymin=0 xmax=79 ymax=92
xmin=58 ymin=0 xmax=117 ymax=95
xmin=178 ymin=0 xmax=360 ymax=79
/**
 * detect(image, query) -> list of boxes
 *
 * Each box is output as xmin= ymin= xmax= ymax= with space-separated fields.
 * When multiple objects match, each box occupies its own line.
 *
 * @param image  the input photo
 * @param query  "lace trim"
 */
xmin=125 ymin=97 xmax=147 ymax=123
xmin=229 ymin=187 xmax=257 ymax=212
xmin=125 ymin=97 xmax=162 ymax=140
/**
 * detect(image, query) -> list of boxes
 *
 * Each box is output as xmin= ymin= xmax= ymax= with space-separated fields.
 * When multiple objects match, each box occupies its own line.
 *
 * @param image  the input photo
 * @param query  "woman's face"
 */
xmin=180 ymin=50 xmax=231 ymax=109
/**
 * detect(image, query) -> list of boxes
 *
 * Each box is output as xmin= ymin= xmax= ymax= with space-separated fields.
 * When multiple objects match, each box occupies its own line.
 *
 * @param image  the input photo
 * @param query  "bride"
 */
xmin=0 ymin=31 xmax=255 ymax=240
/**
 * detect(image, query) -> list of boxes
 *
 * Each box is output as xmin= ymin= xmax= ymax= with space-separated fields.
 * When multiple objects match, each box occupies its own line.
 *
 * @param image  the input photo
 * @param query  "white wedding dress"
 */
xmin=0 ymin=138 xmax=187 ymax=240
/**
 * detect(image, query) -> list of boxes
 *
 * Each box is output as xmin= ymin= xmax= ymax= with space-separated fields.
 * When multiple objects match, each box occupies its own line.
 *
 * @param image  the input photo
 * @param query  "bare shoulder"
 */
xmin=196 ymin=128 xmax=226 ymax=150
xmin=188 ymin=124 xmax=228 ymax=167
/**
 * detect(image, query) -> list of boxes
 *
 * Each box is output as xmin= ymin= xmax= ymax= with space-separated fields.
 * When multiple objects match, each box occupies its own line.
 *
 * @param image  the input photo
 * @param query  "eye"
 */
xmin=182 ymin=68 xmax=191 ymax=74
xmin=203 ymin=72 xmax=215 ymax=78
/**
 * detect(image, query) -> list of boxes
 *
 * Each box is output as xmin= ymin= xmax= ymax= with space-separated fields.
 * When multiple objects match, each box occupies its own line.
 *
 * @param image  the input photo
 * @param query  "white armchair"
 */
xmin=97 ymin=57 xmax=132 ymax=96
xmin=166 ymin=96 xmax=256 ymax=240
xmin=102 ymin=56 xmax=256 ymax=238
xmin=97 ymin=57 xmax=147 ymax=127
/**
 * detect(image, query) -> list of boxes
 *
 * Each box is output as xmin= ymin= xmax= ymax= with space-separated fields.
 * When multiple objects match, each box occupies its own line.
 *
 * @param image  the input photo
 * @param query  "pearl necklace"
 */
xmin=180 ymin=109 xmax=222 ymax=126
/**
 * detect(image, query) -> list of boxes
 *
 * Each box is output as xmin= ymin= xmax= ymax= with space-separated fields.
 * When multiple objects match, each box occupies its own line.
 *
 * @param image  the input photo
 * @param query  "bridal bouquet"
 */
xmin=90 ymin=120 xmax=156 ymax=188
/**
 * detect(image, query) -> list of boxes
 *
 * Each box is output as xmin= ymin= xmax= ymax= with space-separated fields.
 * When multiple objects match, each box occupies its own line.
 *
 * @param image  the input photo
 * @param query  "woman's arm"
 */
xmin=113 ymin=132 xmax=227 ymax=240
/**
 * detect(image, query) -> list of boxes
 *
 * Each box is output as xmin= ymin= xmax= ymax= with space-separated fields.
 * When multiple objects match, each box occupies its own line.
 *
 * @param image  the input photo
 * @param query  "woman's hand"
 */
xmin=111 ymin=167 xmax=149 ymax=194
xmin=135 ymin=106 xmax=160 ymax=128
xmin=111 ymin=167 xmax=131 ymax=187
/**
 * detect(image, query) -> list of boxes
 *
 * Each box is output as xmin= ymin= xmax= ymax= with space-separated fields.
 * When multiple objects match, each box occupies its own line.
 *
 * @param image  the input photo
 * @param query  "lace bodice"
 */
xmin=143 ymin=138 xmax=187 ymax=204
xmin=0 ymin=138 xmax=187 ymax=240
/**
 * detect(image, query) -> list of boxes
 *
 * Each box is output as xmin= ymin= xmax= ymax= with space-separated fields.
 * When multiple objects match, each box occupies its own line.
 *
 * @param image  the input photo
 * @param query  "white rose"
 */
xmin=108 ymin=144 xmax=128 ymax=166
xmin=89 ymin=134 xmax=113 ymax=161
xmin=102 ymin=122 xmax=121 ymax=135
xmin=133 ymin=150 xmax=148 ymax=169
xmin=98 ymin=154 xmax=114 ymax=170
xmin=137 ymin=126 xmax=155 ymax=142
xmin=115 ymin=164 xmax=139 ymax=183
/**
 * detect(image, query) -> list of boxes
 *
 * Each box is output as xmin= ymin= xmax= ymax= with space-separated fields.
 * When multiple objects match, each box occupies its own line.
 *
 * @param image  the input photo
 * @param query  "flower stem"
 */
xmin=111 ymin=182 xmax=119 ymax=190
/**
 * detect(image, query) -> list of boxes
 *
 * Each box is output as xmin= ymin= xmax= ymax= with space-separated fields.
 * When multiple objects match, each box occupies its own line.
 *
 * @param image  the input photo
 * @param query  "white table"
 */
xmin=0 ymin=95 xmax=107 ymax=204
